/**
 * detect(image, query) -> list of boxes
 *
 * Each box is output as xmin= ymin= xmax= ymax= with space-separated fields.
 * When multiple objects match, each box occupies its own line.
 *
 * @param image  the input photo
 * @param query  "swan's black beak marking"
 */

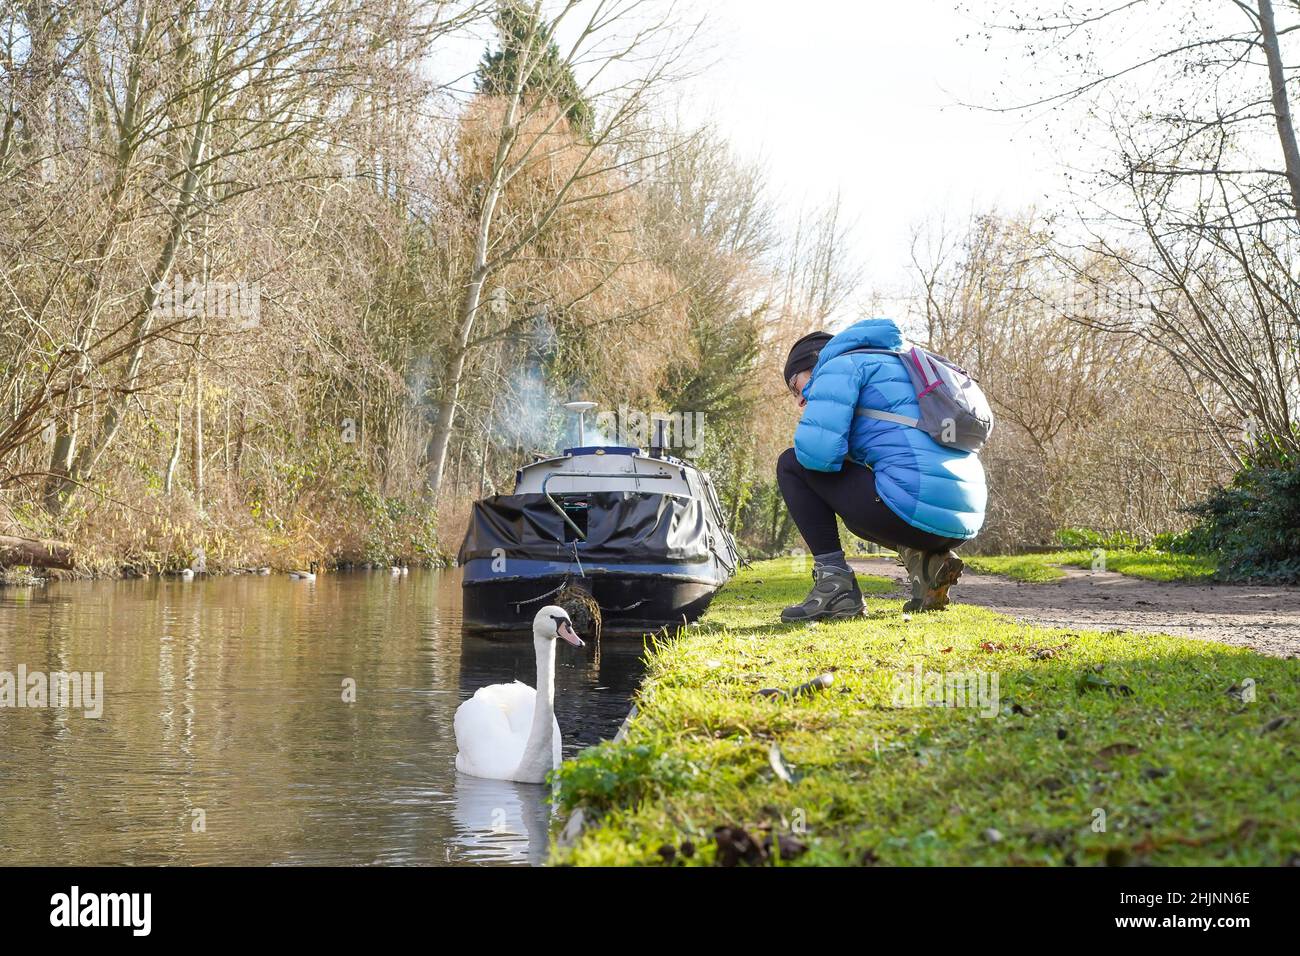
xmin=552 ymin=614 xmax=584 ymax=647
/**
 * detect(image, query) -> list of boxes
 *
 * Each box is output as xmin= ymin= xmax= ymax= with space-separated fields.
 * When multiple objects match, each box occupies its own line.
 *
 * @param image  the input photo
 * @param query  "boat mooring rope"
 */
xmin=509 ymin=576 xmax=603 ymax=641
xmin=510 ymin=581 xmax=566 ymax=610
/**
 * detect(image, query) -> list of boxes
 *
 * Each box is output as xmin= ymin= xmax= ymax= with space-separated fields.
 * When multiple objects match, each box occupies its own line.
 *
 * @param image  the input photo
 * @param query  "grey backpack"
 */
xmin=844 ymin=345 xmax=994 ymax=452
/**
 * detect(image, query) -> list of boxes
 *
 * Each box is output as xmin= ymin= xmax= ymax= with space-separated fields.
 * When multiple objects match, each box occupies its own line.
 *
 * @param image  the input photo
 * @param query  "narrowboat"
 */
xmin=458 ymin=404 xmax=738 ymax=635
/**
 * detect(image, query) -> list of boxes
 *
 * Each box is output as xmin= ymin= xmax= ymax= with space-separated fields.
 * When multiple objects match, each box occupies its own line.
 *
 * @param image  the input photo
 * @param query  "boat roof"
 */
xmin=514 ymin=445 xmax=702 ymax=496
xmin=562 ymin=445 xmax=641 ymax=456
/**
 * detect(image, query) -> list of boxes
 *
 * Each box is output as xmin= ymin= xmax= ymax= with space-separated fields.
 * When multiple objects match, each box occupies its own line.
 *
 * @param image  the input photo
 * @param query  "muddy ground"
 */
xmin=851 ymin=557 xmax=1300 ymax=659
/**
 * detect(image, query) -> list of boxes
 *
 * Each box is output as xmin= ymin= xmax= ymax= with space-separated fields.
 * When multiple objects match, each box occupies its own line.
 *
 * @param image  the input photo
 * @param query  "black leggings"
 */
xmin=776 ymin=448 xmax=965 ymax=556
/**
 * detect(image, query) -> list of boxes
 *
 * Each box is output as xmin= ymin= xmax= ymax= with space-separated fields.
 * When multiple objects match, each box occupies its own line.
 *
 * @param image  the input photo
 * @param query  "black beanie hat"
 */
xmin=783 ymin=331 xmax=833 ymax=386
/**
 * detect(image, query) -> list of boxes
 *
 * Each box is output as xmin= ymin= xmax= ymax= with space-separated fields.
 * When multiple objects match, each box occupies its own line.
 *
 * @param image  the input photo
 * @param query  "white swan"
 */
xmin=454 ymin=605 xmax=584 ymax=784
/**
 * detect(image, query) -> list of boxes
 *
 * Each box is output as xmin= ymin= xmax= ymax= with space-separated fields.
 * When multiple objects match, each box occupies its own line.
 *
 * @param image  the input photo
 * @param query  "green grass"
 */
xmin=550 ymin=559 xmax=1299 ymax=866
xmin=964 ymin=553 xmax=1075 ymax=582
xmin=966 ymin=550 xmax=1218 ymax=583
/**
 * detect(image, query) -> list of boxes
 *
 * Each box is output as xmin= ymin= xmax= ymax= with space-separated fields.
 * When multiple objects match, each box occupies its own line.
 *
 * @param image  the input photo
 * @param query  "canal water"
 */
xmin=0 ymin=570 xmax=647 ymax=865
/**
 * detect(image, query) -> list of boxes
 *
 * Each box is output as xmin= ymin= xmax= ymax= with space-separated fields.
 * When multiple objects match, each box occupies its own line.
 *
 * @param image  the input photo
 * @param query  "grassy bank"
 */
xmin=966 ymin=550 xmax=1218 ymax=583
xmin=551 ymin=559 xmax=1299 ymax=866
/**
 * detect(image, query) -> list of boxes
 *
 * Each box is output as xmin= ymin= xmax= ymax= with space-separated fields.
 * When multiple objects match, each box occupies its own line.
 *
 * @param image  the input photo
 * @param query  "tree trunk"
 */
xmin=0 ymin=535 xmax=75 ymax=570
xmin=232 ymin=402 xmax=246 ymax=478
xmin=44 ymin=426 xmax=77 ymax=511
xmin=1258 ymin=0 xmax=1300 ymax=224
xmin=165 ymin=394 xmax=183 ymax=495
xmin=425 ymin=280 xmax=481 ymax=496
xmin=40 ymin=2 xmax=148 ymax=514
xmin=49 ymin=88 xmax=213 ymax=512
xmin=425 ymin=51 xmax=528 ymax=499
xmin=191 ymin=359 xmax=204 ymax=511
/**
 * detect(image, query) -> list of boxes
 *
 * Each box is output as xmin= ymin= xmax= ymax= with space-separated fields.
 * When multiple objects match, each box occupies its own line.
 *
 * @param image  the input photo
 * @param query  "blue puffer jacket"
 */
xmin=794 ymin=317 xmax=987 ymax=540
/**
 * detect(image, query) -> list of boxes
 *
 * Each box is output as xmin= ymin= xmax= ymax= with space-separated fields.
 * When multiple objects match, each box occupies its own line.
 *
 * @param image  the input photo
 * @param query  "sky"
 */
xmin=673 ymin=0 xmax=1065 ymax=308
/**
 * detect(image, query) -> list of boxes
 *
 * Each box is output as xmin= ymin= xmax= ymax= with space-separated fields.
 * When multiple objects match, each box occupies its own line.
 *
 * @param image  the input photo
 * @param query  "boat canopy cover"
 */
xmin=457 ymin=491 xmax=717 ymax=565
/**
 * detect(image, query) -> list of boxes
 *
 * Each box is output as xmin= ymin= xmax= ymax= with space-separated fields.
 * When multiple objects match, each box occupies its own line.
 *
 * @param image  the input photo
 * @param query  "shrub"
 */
xmin=1151 ymin=529 xmax=1200 ymax=554
xmin=1181 ymin=444 xmax=1300 ymax=584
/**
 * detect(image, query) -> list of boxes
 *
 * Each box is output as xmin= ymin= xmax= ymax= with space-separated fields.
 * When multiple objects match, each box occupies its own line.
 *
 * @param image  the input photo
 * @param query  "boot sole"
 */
xmin=781 ymin=603 xmax=864 ymax=623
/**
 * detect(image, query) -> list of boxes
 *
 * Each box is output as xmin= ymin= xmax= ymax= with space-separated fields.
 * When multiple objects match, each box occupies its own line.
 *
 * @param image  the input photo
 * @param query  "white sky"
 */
xmin=674 ymin=0 xmax=1066 ymax=312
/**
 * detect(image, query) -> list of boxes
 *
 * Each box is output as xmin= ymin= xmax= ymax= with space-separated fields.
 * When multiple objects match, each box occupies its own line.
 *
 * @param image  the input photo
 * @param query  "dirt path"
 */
xmin=850 ymin=557 xmax=1300 ymax=658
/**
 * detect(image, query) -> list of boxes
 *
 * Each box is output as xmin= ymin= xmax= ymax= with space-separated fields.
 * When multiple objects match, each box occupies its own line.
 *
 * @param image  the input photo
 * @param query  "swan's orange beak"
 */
xmin=558 ymin=617 xmax=584 ymax=647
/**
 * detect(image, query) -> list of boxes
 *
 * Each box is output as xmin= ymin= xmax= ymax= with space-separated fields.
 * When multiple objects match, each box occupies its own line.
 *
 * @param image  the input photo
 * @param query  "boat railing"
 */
xmin=539 ymin=471 xmax=674 ymax=543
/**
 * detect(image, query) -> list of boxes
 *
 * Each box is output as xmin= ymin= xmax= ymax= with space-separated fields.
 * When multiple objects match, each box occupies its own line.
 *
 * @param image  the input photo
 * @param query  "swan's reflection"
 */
xmin=450 ymin=772 xmax=554 ymax=866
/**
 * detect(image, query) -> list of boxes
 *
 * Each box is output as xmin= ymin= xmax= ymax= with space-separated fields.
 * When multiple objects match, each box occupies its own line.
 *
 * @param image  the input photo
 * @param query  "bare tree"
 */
xmin=0 ymin=0 xmax=478 ymax=510
xmin=981 ymin=0 xmax=1300 ymax=461
xmin=908 ymin=211 xmax=1231 ymax=548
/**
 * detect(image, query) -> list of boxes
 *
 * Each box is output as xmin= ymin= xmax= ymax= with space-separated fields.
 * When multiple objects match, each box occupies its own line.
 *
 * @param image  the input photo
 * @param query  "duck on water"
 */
xmin=457 ymin=403 xmax=739 ymax=636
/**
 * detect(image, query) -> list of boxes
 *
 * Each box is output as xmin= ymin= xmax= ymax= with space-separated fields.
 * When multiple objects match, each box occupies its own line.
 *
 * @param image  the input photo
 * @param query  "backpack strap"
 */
xmin=840 ymin=346 xmax=904 ymax=357
xmin=839 ymin=346 xmax=921 ymax=429
xmin=855 ymin=407 xmax=919 ymax=427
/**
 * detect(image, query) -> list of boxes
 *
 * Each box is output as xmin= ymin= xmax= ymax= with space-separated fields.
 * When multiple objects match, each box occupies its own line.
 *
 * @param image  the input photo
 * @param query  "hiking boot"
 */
xmin=918 ymin=551 xmax=964 ymax=611
xmin=781 ymin=566 xmax=864 ymax=623
xmin=897 ymin=547 xmax=927 ymax=612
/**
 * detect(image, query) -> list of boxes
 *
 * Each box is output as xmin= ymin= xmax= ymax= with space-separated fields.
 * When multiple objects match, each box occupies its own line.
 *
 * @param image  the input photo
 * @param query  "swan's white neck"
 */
xmin=514 ymin=626 xmax=558 ymax=783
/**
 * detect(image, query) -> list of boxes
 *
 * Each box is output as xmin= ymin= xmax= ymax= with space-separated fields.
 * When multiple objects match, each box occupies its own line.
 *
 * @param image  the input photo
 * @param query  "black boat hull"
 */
xmin=461 ymin=572 xmax=721 ymax=636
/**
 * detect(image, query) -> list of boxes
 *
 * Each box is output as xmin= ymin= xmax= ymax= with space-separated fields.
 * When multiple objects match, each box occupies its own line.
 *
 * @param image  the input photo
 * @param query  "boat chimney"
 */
xmin=650 ymin=416 xmax=667 ymax=459
xmin=563 ymin=401 xmax=598 ymax=446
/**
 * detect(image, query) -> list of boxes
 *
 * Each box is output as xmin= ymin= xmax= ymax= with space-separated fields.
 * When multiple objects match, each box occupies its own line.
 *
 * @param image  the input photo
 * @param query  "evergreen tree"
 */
xmin=476 ymin=1 xmax=594 ymax=135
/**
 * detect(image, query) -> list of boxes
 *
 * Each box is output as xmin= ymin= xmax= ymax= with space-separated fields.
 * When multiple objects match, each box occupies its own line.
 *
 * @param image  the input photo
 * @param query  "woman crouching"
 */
xmin=777 ymin=318 xmax=987 ymax=621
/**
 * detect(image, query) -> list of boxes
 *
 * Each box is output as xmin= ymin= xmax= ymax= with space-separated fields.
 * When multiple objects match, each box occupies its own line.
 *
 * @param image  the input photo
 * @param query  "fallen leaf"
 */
xmin=1030 ymin=639 xmax=1072 ymax=660
xmin=1093 ymin=741 xmax=1142 ymax=768
xmin=756 ymin=671 xmax=835 ymax=700
xmin=1098 ymin=742 xmax=1142 ymax=759
xmin=713 ymin=826 xmax=766 ymax=867
xmin=1260 ymin=715 xmax=1292 ymax=734
xmin=764 ymin=832 xmax=808 ymax=861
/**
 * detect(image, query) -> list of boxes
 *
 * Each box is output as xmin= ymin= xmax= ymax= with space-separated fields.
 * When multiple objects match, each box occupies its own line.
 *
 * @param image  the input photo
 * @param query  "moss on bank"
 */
xmin=550 ymin=559 xmax=1299 ymax=866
